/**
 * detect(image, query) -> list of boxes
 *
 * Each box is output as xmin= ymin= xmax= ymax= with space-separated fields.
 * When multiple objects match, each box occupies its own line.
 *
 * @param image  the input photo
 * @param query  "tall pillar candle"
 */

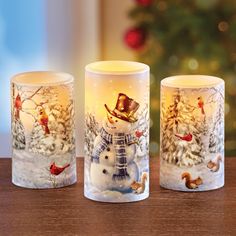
xmin=160 ymin=75 xmax=224 ymax=191
xmin=84 ymin=61 xmax=150 ymax=202
xmin=11 ymin=71 xmax=77 ymax=188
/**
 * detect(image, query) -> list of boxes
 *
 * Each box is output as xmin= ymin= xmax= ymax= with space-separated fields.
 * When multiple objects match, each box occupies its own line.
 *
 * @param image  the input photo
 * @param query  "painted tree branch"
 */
xmin=22 ymin=87 xmax=43 ymax=104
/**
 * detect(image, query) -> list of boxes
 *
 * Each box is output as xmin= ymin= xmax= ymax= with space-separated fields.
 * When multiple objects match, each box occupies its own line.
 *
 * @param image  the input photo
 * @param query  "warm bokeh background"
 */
xmin=0 ymin=0 xmax=234 ymax=157
xmin=125 ymin=0 xmax=236 ymax=157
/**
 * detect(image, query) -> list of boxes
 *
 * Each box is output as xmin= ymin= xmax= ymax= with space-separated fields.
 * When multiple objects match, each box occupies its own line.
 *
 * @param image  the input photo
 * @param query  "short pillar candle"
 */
xmin=160 ymin=75 xmax=224 ymax=191
xmin=84 ymin=61 xmax=150 ymax=202
xmin=11 ymin=71 xmax=77 ymax=188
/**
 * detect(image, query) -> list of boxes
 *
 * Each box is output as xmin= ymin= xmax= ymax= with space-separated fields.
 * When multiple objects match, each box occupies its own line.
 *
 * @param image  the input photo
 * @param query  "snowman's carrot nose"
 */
xmin=107 ymin=114 xmax=115 ymax=124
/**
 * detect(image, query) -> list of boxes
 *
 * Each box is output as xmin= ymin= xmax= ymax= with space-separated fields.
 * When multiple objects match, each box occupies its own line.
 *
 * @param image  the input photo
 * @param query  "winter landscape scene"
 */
xmin=160 ymin=84 xmax=224 ymax=191
xmin=84 ymin=93 xmax=149 ymax=202
xmin=11 ymin=83 xmax=76 ymax=188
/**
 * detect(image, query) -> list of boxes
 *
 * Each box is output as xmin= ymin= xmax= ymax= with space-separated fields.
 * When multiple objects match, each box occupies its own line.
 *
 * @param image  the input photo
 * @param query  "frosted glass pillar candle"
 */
xmin=160 ymin=75 xmax=224 ymax=191
xmin=84 ymin=61 xmax=150 ymax=202
xmin=11 ymin=71 xmax=77 ymax=188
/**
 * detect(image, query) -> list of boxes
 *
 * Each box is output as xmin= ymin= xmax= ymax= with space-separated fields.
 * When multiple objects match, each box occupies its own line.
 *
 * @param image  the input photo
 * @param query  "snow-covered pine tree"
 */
xmin=135 ymin=103 xmax=149 ymax=157
xmin=161 ymin=90 xmax=205 ymax=166
xmin=28 ymin=100 xmax=75 ymax=156
xmin=63 ymin=100 xmax=75 ymax=153
xmin=28 ymin=121 xmax=54 ymax=155
xmin=209 ymin=101 xmax=224 ymax=153
xmin=48 ymin=100 xmax=75 ymax=154
xmin=84 ymin=113 xmax=99 ymax=157
xmin=189 ymin=115 xmax=207 ymax=158
xmin=12 ymin=119 xmax=26 ymax=150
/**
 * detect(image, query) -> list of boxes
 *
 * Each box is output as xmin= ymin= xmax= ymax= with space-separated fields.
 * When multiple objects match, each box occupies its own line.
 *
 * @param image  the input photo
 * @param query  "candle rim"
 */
xmin=161 ymin=75 xmax=224 ymax=88
xmin=11 ymin=71 xmax=74 ymax=86
xmin=85 ymin=60 xmax=149 ymax=75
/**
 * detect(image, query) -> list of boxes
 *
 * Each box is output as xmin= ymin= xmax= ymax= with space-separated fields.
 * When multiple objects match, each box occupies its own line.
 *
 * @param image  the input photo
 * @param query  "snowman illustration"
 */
xmin=90 ymin=93 xmax=140 ymax=192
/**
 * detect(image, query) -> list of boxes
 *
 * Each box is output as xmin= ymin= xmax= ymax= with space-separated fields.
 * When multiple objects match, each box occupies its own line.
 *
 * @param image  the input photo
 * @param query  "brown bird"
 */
xmin=207 ymin=155 xmax=222 ymax=172
xmin=181 ymin=172 xmax=203 ymax=189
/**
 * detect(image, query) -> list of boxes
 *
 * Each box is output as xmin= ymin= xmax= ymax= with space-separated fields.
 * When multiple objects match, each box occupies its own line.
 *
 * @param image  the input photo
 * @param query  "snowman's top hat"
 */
xmin=105 ymin=93 xmax=140 ymax=123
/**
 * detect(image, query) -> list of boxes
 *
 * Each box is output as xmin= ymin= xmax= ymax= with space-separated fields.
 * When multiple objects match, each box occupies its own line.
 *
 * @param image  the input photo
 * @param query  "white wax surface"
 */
xmin=11 ymin=71 xmax=73 ymax=86
xmin=161 ymin=75 xmax=224 ymax=88
xmin=85 ymin=61 xmax=149 ymax=75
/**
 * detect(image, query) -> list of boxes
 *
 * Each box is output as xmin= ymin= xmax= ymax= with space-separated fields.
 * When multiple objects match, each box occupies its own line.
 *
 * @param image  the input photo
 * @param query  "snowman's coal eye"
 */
xmin=115 ymin=120 xmax=118 ymax=122
xmin=110 ymin=116 xmax=112 ymax=119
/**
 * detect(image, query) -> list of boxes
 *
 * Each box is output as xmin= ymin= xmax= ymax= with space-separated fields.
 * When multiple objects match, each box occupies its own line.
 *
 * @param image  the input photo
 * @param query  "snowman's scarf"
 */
xmin=112 ymin=133 xmax=130 ymax=180
xmin=92 ymin=128 xmax=136 ymax=180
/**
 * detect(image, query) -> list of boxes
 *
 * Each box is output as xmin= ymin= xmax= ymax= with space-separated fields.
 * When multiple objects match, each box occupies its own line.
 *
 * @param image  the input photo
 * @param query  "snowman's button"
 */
xmin=106 ymin=147 xmax=110 ymax=151
xmin=105 ymin=155 xmax=108 ymax=160
xmin=117 ymin=140 xmax=124 ymax=145
xmin=102 ymin=169 xmax=108 ymax=174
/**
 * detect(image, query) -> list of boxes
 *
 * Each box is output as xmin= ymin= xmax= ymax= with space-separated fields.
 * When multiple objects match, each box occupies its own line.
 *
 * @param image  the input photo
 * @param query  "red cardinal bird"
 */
xmin=39 ymin=108 xmax=50 ymax=135
xmin=135 ymin=130 xmax=143 ymax=138
xmin=14 ymin=94 xmax=22 ymax=119
xmin=175 ymin=133 xmax=193 ymax=142
xmin=50 ymin=162 xmax=70 ymax=175
xmin=198 ymin=96 xmax=205 ymax=115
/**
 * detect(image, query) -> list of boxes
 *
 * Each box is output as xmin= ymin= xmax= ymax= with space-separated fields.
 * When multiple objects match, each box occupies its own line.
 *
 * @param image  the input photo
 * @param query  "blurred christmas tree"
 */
xmin=125 ymin=0 xmax=236 ymax=156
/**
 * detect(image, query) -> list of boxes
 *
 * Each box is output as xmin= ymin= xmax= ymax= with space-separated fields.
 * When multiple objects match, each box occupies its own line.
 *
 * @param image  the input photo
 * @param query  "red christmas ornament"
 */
xmin=124 ymin=27 xmax=146 ymax=50
xmin=135 ymin=0 xmax=153 ymax=7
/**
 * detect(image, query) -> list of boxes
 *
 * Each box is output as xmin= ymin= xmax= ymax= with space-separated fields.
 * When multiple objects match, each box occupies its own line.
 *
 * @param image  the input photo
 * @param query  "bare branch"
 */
xmin=22 ymin=87 xmax=43 ymax=104
xmin=21 ymin=109 xmax=37 ymax=121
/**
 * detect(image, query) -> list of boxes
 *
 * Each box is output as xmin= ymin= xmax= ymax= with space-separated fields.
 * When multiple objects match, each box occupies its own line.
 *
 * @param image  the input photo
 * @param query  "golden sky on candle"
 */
xmin=13 ymin=84 xmax=73 ymax=133
xmin=85 ymin=73 xmax=149 ymax=122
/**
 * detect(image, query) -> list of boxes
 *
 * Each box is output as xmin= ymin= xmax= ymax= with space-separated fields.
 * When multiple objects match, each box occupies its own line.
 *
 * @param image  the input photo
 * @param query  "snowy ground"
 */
xmin=12 ymin=149 xmax=77 ymax=189
xmin=84 ymin=187 xmax=149 ymax=203
xmin=84 ymin=153 xmax=149 ymax=202
xmin=160 ymin=153 xmax=224 ymax=191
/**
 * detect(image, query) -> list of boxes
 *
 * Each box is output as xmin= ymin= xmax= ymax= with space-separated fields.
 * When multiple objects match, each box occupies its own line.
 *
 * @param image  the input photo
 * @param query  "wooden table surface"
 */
xmin=0 ymin=157 xmax=236 ymax=236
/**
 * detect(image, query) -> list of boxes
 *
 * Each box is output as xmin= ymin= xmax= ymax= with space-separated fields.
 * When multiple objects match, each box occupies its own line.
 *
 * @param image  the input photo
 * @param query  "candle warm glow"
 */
xmin=85 ymin=62 xmax=149 ymax=122
xmin=85 ymin=61 xmax=149 ymax=74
